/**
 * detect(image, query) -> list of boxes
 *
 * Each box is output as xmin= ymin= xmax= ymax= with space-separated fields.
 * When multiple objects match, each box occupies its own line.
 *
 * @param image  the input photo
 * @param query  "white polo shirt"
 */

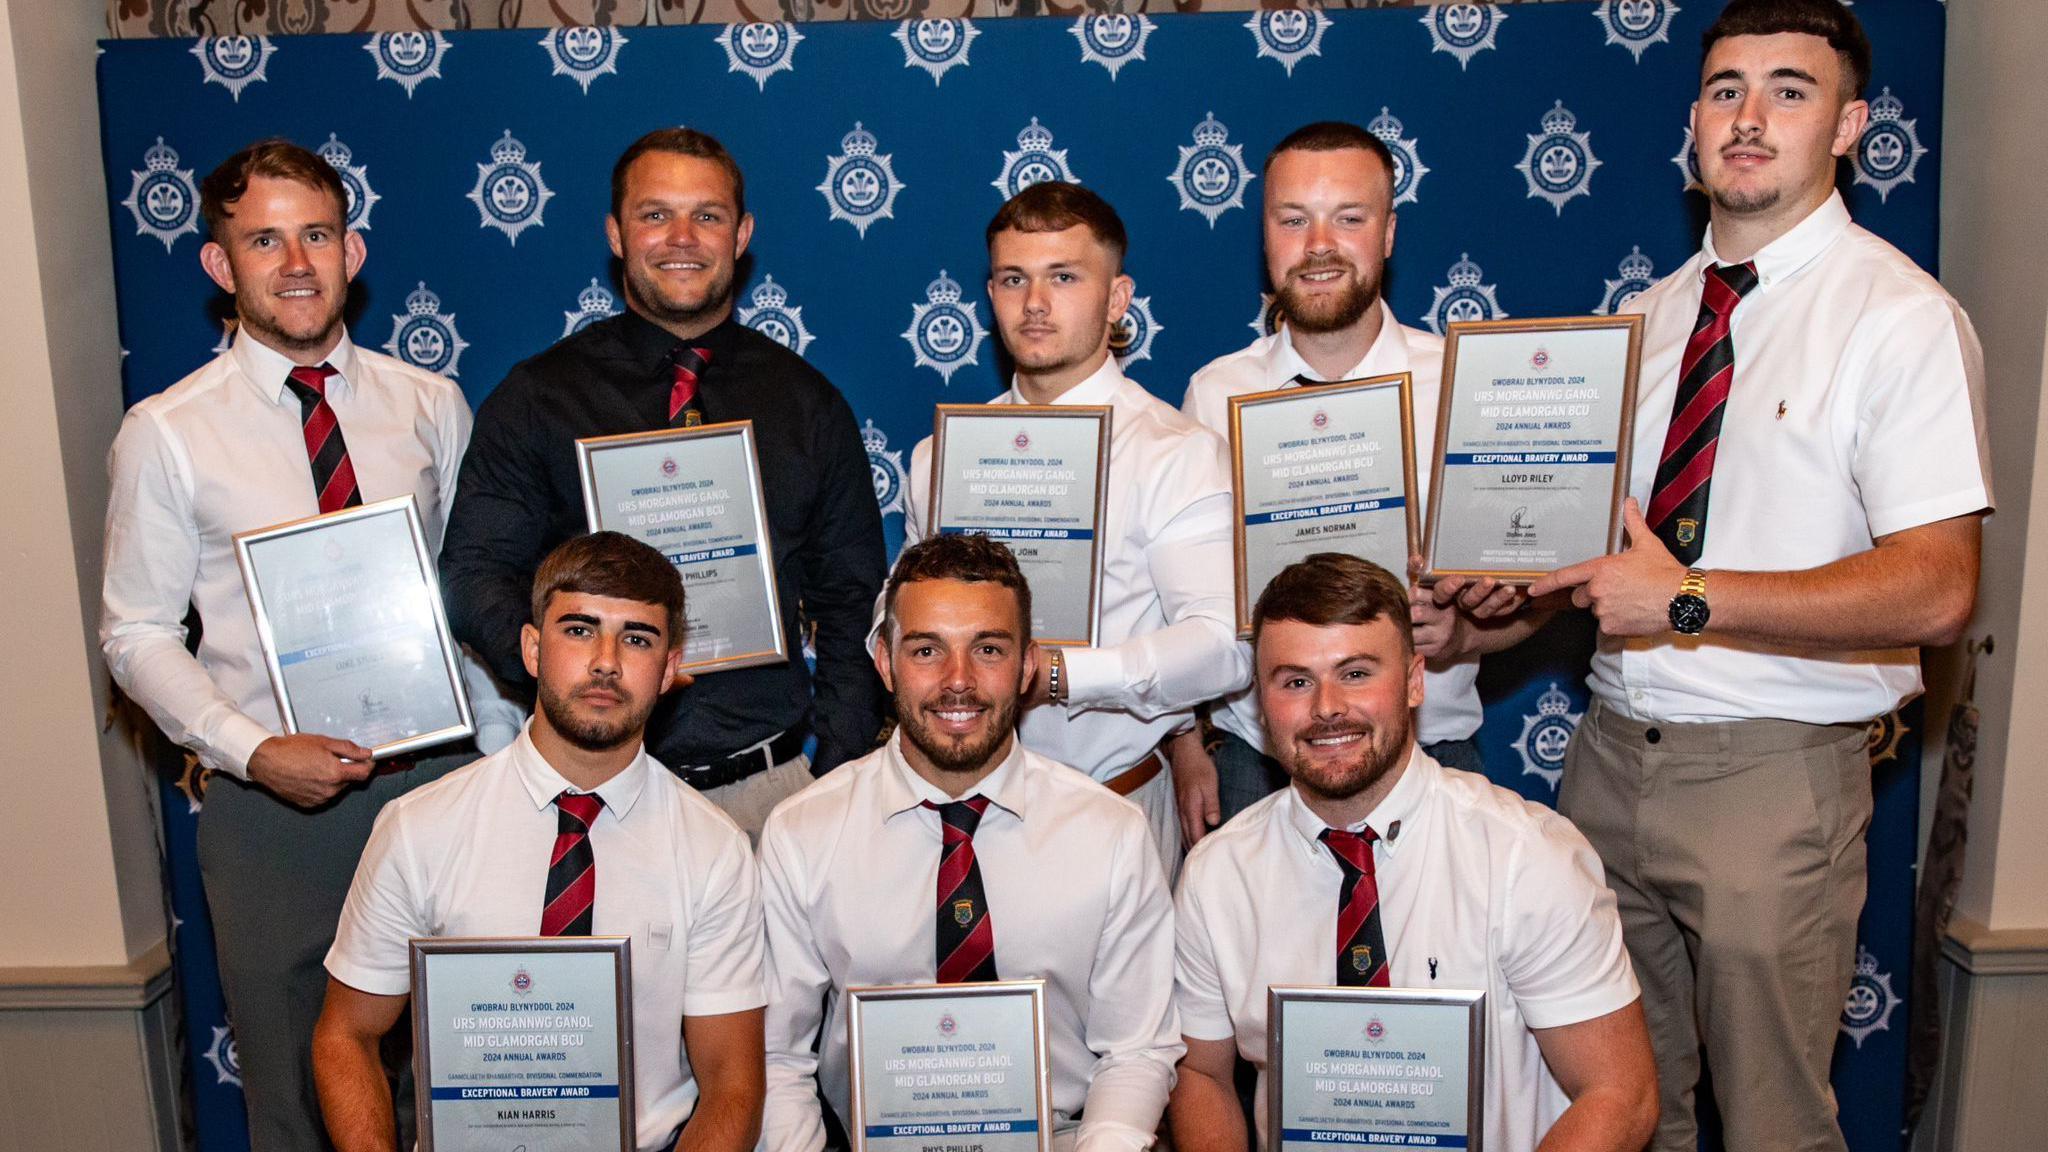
xmin=1599 ymin=192 xmax=1992 ymax=724
xmin=1181 ymin=301 xmax=1483 ymax=750
xmin=758 ymin=733 xmax=1183 ymax=1152
xmin=1174 ymin=747 xmax=1638 ymax=1152
xmin=900 ymin=358 xmax=1250 ymax=781
xmin=326 ymin=724 xmax=766 ymax=1152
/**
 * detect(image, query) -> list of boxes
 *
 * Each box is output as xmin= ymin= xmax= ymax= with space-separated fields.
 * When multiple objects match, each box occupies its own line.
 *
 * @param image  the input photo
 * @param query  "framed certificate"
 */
xmin=1423 ymin=316 xmax=1643 ymax=585
xmin=847 ymin=981 xmax=1053 ymax=1152
xmin=576 ymin=421 xmax=788 ymax=675
xmin=411 ymin=937 xmax=635 ymax=1152
xmin=1230 ymin=375 xmax=1419 ymax=637
xmin=929 ymin=406 xmax=1113 ymax=647
xmin=1267 ymin=986 xmax=1486 ymax=1152
xmin=233 ymin=495 xmax=474 ymax=759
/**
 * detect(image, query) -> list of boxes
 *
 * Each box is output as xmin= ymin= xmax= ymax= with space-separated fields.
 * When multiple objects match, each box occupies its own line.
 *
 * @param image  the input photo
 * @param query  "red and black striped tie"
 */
xmin=1647 ymin=261 xmax=1759 ymax=566
xmin=541 ymin=791 xmax=604 ymax=937
xmin=669 ymin=344 xmax=712 ymax=427
xmin=1322 ymin=828 xmax=1390 ymax=987
xmin=926 ymin=797 xmax=999 ymax=984
xmin=284 ymin=364 xmax=362 ymax=514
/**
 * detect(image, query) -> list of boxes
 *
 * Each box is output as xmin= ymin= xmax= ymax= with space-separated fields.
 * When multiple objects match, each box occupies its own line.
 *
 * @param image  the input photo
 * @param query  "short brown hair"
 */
xmin=1251 ymin=553 xmax=1411 ymax=655
xmin=986 ymin=182 xmax=1127 ymax=272
xmin=1702 ymin=0 xmax=1871 ymax=99
xmin=200 ymin=138 xmax=347 ymax=241
xmin=882 ymin=534 xmax=1033 ymax=642
xmin=611 ymin=127 xmax=747 ymax=220
xmin=530 ymin=532 xmax=686 ymax=644
xmin=1265 ymin=121 xmax=1398 ymax=199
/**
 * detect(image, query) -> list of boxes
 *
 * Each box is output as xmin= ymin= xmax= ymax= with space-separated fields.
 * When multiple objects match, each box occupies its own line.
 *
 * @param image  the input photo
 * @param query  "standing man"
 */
xmin=316 ymin=533 xmax=766 ymax=1152
xmin=1175 ymin=122 xmax=1523 ymax=842
xmin=762 ymin=535 xmax=1181 ymax=1152
xmin=900 ymin=181 xmax=1248 ymax=870
xmin=441 ymin=128 xmax=888 ymax=835
xmin=1529 ymin=2 xmax=1990 ymax=1147
xmin=1170 ymin=554 xmax=1657 ymax=1152
xmin=100 ymin=139 xmax=478 ymax=1149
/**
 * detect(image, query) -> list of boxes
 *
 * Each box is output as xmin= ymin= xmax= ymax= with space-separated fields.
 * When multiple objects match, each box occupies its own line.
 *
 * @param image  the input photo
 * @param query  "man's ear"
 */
xmin=521 ymin=622 xmax=542 ymax=681
xmin=605 ymin=213 xmax=625 ymax=261
xmin=342 ymin=229 xmax=367 ymax=283
xmin=660 ymin=645 xmax=689 ymax=696
xmin=200 ymin=242 xmax=237 ymax=296
xmin=872 ymin=632 xmax=895 ymax=695
xmin=1406 ymin=648 xmax=1425 ymax=711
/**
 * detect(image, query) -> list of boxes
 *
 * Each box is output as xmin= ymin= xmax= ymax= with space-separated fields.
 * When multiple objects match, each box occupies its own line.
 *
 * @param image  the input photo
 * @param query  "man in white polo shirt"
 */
xmin=763 ymin=534 xmax=1180 ymax=1152
xmin=313 ymin=533 xmax=766 ymax=1152
xmin=1528 ymin=3 xmax=1990 ymax=1148
xmin=1170 ymin=554 xmax=1655 ymax=1152
xmin=899 ymin=181 xmax=1248 ymax=874
xmin=1174 ymin=121 xmax=1532 ymax=841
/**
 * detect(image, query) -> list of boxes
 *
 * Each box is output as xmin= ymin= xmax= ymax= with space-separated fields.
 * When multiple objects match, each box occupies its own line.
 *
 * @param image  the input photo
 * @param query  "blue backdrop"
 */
xmin=98 ymin=2 xmax=1942 ymax=1148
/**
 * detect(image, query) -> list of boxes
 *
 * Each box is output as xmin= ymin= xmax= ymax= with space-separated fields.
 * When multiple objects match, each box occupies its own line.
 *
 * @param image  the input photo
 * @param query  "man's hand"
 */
xmin=1410 ymin=589 xmax=1470 ymax=663
xmin=1167 ymin=727 xmax=1222 ymax=846
xmin=1528 ymin=499 xmax=1686 ymax=637
xmin=247 ymin=733 xmax=376 ymax=808
xmin=1412 ymin=554 xmax=1529 ymax=620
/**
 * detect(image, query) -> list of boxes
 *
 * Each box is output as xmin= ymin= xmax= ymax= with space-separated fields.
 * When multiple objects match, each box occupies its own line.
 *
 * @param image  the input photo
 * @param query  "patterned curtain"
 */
xmin=108 ymin=0 xmax=1513 ymax=40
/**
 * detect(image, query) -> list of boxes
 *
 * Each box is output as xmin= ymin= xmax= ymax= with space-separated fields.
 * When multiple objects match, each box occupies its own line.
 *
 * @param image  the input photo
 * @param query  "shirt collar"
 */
xmin=231 ymin=326 xmax=360 ymax=408
xmin=878 ymin=730 xmax=1028 ymax=824
xmin=1268 ymin=299 xmax=1407 ymax=388
xmin=1001 ymin=355 xmax=1126 ymax=408
xmin=508 ymin=720 xmax=653 ymax=821
xmin=615 ymin=306 xmax=743 ymax=378
xmin=1282 ymin=743 xmax=1436 ymax=858
xmin=1700 ymin=190 xmax=1851 ymax=292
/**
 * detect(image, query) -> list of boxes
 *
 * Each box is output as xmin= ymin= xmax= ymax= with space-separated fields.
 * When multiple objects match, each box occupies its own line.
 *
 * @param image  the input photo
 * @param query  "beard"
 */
xmin=1007 ymin=320 xmax=1109 ymax=379
xmin=236 ymin=288 xmax=345 ymax=357
xmin=623 ymin=258 xmax=735 ymax=331
xmin=1275 ymin=258 xmax=1380 ymax=335
xmin=898 ymin=689 xmax=1020 ymax=776
xmin=1709 ymin=183 xmax=1783 ymax=216
xmin=538 ymin=676 xmax=654 ymax=754
xmin=1284 ymin=709 xmax=1413 ymax=803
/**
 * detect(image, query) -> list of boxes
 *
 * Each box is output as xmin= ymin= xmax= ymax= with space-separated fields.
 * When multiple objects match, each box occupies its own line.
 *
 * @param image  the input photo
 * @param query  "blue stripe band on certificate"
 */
xmin=665 ymin=542 xmax=759 ymax=566
xmin=865 ymin=1121 xmax=1041 ymax=1138
xmin=1440 ymin=452 xmax=1616 ymax=466
xmin=936 ymin=527 xmax=1096 ymax=542
xmin=1243 ymin=497 xmax=1405 ymax=527
xmin=431 ymin=1084 xmax=621 ymax=1100
xmin=1280 ymin=1129 xmax=1467 ymax=1148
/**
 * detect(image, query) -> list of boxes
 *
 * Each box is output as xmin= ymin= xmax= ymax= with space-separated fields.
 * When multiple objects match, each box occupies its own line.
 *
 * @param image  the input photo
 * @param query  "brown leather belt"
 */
xmin=1103 ymin=749 xmax=1167 ymax=797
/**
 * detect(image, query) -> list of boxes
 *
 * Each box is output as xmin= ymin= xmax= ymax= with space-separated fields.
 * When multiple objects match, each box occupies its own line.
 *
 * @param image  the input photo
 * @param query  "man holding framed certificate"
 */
xmin=315 ymin=533 xmax=767 ymax=1152
xmin=761 ymin=535 xmax=1181 ymax=1152
xmin=441 ymin=128 xmax=888 ymax=836
xmin=1176 ymin=121 xmax=1519 ymax=841
xmin=1168 ymin=555 xmax=1655 ymax=1152
xmin=98 ymin=139 xmax=500 ymax=1152
xmin=898 ymin=182 xmax=1248 ymax=873
xmin=1523 ymin=3 xmax=1991 ymax=1148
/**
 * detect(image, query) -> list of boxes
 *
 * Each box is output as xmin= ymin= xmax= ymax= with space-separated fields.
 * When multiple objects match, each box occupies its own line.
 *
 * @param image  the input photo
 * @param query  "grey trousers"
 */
xmin=1560 ymin=699 xmax=1870 ymax=1152
xmin=195 ymin=748 xmax=471 ymax=1152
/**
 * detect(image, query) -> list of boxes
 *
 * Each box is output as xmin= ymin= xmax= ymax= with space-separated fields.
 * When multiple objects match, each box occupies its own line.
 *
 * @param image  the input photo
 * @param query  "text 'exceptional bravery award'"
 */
xmin=577 ymin=422 xmax=787 ymax=674
xmin=1424 ymin=316 xmax=1642 ymax=584
xmin=1231 ymin=375 xmax=1419 ymax=636
xmin=1268 ymin=987 xmax=1485 ymax=1152
xmin=411 ymin=937 xmax=635 ymax=1152
xmin=930 ymin=406 xmax=1112 ymax=647
xmin=848 ymin=981 xmax=1053 ymax=1152
xmin=234 ymin=495 xmax=474 ymax=758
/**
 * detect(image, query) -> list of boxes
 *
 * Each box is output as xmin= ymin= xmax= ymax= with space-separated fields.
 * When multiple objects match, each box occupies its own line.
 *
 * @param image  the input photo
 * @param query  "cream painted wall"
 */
xmin=1939 ymin=0 xmax=2048 ymax=933
xmin=0 ymin=0 xmax=165 ymax=965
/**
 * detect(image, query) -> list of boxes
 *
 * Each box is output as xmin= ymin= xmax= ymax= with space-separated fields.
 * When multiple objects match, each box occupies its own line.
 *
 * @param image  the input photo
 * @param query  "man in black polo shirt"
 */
xmin=441 ymin=127 xmax=888 ymax=834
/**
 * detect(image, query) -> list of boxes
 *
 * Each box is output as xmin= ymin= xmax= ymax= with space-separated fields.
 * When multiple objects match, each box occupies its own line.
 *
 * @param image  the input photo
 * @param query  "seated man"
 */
xmin=312 ymin=532 xmax=766 ymax=1152
xmin=760 ymin=534 xmax=1181 ymax=1152
xmin=1168 ymin=554 xmax=1657 ymax=1152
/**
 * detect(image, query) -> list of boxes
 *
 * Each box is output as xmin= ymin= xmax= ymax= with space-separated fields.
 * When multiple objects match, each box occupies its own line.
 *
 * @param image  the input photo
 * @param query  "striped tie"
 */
xmin=1647 ymin=261 xmax=1759 ymax=565
xmin=541 ymin=791 xmax=604 ymax=937
xmin=669 ymin=344 xmax=712 ymax=427
xmin=283 ymin=364 xmax=362 ymax=514
xmin=925 ymin=797 xmax=999 ymax=984
xmin=1322 ymin=827 xmax=1390 ymax=987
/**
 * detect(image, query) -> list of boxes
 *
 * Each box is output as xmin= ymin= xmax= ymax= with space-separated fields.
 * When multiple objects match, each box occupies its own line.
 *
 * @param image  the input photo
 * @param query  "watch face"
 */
xmin=1670 ymin=594 xmax=1710 ymax=634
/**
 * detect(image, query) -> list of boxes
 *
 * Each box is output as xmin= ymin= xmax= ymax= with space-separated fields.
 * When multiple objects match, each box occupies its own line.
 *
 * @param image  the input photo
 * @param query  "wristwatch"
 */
xmin=1668 ymin=568 xmax=1711 ymax=635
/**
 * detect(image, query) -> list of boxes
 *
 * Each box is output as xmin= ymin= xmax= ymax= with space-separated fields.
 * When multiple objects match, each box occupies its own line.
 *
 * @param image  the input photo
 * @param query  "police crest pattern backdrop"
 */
xmin=96 ymin=3 xmax=1943 ymax=1149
